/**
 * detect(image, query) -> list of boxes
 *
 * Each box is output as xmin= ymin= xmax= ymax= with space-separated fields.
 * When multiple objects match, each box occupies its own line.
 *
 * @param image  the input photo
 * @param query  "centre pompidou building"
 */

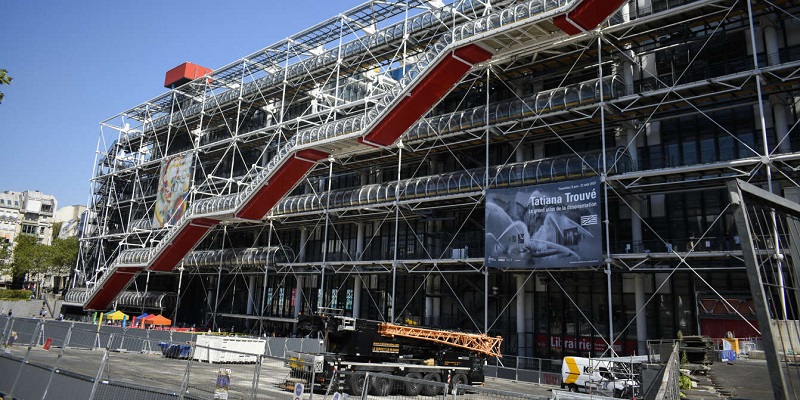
xmin=65 ymin=0 xmax=800 ymax=360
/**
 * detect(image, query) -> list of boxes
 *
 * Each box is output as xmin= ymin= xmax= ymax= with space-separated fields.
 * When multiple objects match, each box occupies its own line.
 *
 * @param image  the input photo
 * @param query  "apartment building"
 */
xmin=0 ymin=190 xmax=58 ymax=285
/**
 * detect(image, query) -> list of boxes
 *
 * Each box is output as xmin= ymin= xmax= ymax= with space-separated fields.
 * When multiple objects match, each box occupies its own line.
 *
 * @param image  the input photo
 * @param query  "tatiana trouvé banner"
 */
xmin=485 ymin=177 xmax=602 ymax=268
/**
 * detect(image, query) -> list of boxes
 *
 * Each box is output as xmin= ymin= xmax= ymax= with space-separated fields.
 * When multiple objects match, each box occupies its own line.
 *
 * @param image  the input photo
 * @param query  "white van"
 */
xmin=561 ymin=356 xmax=640 ymax=398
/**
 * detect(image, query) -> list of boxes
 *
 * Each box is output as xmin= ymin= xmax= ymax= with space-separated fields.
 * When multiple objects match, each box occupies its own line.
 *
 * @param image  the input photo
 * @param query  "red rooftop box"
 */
xmin=164 ymin=62 xmax=212 ymax=88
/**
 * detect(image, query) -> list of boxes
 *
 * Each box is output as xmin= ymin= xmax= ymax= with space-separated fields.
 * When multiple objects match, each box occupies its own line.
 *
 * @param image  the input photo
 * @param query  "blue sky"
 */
xmin=0 ymin=1 xmax=363 ymax=208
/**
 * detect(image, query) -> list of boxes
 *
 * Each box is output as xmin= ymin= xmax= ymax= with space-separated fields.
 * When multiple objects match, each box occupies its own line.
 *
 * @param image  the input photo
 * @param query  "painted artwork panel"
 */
xmin=154 ymin=153 xmax=193 ymax=227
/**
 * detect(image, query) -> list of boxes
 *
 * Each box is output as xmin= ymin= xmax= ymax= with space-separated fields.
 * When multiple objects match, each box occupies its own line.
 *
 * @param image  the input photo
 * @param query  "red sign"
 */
xmin=43 ymin=337 xmax=53 ymax=351
xmin=535 ymin=334 xmax=636 ymax=355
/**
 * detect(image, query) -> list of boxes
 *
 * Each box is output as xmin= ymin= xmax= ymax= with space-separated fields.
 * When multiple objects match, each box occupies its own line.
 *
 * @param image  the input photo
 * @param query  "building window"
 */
xmin=21 ymin=225 xmax=36 ymax=235
xmin=40 ymin=226 xmax=45 ymax=234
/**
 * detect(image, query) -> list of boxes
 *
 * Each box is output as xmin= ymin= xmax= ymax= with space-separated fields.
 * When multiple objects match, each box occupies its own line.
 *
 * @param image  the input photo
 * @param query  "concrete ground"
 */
xmin=708 ymin=360 xmax=776 ymax=400
xmin=0 ymin=293 xmax=62 ymax=320
xmin=683 ymin=359 xmax=777 ymax=400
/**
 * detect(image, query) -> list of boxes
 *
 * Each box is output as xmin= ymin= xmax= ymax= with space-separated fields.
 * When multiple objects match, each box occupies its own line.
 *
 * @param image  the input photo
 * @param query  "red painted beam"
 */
xmin=84 ymin=266 xmax=144 ymax=310
xmin=553 ymin=0 xmax=627 ymax=35
xmin=149 ymin=217 xmax=219 ymax=272
xmin=236 ymin=149 xmax=328 ymax=220
xmin=359 ymin=44 xmax=492 ymax=147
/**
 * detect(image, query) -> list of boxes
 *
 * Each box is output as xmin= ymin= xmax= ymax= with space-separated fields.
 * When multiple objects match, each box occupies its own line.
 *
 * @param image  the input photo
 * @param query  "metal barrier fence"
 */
xmin=455 ymin=383 xmax=550 ymax=399
xmin=0 ymin=315 xmax=682 ymax=399
xmin=0 ymin=314 xmax=328 ymax=400
xmin=486 ymin=355 xmax=563 ymax=386
xmin=652 ymin=343 xmax=680 ymax=400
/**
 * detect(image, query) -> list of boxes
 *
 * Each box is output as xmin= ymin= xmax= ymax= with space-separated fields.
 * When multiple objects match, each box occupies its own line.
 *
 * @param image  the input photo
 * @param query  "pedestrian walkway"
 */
xmin=0 ymin=299 xmax=44 ymax=319
xmin=683 ymin=359 xmax=773 ymax=400
xmin=708 ymin=360 xmax=773 ymax=399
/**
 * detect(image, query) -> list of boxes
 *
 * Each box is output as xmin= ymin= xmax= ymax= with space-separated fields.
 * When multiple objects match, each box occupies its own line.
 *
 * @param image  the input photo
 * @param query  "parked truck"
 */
xmin=285 ymin=310 xmax=503 ymax=396
xmin=559 ymin=356 xmax=643 ymax=399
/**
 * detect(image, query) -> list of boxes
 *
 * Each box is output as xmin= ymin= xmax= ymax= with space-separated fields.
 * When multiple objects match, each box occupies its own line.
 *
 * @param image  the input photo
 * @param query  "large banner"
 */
xmin=485 ymin=177 xmax=602 ymax=268
xmin=154 ymin=153 xmax=193 ymax=227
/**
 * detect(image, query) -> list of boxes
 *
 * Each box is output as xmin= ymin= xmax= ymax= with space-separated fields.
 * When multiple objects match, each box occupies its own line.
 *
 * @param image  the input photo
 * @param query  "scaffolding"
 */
xmin=72 ymin=3 xmax=800 ymax=395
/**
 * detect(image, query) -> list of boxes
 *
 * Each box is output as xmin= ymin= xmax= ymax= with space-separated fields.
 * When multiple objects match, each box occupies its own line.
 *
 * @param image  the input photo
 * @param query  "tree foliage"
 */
xmin=0 ymin=69 xmax=11 ymax=104
xmin=0 ymin=239 xmax=10 ymax=268
xmin=51 ymin=236 xmax=79 ymax=275
xmin=8 ymin=234 xmax=78 ymax=289
xmin=52 ymin=222 xmax=63 ymax=242
xmin=11 ymin=235 xmax=50 ymax=282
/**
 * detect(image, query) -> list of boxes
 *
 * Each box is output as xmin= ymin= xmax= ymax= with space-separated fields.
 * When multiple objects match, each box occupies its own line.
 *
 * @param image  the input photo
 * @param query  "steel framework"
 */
xmin=70 ymin=1 xmax=800 ymax=387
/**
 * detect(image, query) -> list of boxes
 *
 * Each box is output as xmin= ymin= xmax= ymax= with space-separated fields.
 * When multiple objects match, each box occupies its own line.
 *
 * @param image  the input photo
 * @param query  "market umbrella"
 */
xmin=104 ymin=310 xmax=128 ymax=321
xmin=145 ymin=314 xmax=172 ymax=326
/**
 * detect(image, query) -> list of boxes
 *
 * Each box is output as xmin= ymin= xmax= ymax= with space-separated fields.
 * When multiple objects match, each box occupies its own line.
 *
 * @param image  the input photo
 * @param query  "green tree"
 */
xmin=10 ymin=234 xmax=51 ymax=291
xmin=9 ymin=234 xmax=78 ymax=295
xmin=50 ymin=236 xmax=79 ymax=290
xmin=0 ymin=239 xmax=10 ymax=268
xmin=52 ymin=222 xmax=63 ymax=242
xmin=0 ymin=69 xmax=11 ymax=104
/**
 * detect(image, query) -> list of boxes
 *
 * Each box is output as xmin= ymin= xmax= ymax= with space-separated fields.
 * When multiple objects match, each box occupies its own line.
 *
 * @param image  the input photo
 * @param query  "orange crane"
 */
xmin=377 ymin=323 xmax=503 ymax=358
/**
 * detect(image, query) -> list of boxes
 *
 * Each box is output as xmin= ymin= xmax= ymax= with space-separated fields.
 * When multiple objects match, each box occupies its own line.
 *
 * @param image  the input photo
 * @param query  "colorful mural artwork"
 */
xmin=154 ymin=153 xmax=193 ymax=227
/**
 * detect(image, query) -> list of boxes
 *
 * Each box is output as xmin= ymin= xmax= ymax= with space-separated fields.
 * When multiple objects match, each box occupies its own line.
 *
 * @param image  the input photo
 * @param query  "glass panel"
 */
xmin=580 ymin=83 xmax=595 ymax=104
xmin=436 ymin=176 xmax=447 ymax=194
xmin=495 ymin=101 xmax=510 ymax=120
xmin=551 ymin=158 xmax=566 ymax=180
xmin=509 ymin=164 xmax=523 ymax=185
xmin=564 ymin=87 xmax=579 ymax=107
xmin=358 ymin=187 xmax=369 ymax=203
xmin=509 ymin=99 xmax=524 ymax=117
xmin=495 ymin=167 xmax=510 ymax=187
xmin=550 ymin=89 xmax=565 ymax=109
xmin=537 ymin=159 xmax=553 ymax=181
xmin=523 ymin=161 xmax=537 ymax=183
xmin=682 ymin=141 xmax=697 ymax=165
xmin=425 ymin=177 xmax=437 ymax=196
xmin=566 ymin=156 xmax=582 ymax=177
xmin=665 ymin=143 xmax=680 ymax=167
xmin=536 ymin=92 xmax=551 ymax=112
xmin=699 ymin=137 xmax=715 ymax=163
xmin=719 ymin=135 xmax=735 ymax=161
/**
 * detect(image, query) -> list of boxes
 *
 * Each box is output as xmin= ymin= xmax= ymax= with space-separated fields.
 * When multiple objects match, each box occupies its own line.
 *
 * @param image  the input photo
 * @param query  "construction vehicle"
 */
xmin=285 ymin=309 xmax=502 ymax=396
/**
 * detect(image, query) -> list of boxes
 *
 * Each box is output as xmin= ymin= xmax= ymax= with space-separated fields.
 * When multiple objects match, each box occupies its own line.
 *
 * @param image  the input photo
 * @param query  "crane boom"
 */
xmin=377 ymin=323 xmax=502 ymax=358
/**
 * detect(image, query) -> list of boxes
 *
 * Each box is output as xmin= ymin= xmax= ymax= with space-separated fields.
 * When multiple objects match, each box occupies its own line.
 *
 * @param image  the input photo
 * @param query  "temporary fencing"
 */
xmin=456 ymin=384 xmax=551 ymax=399
xmin=0 ymin=315 xmax=680 ymax=399
xmin=487 ymin=355 xmax=563 ymax=386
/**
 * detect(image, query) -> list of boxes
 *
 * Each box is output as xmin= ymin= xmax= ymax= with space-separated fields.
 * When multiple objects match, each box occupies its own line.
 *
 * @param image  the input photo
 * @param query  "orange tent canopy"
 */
xmin=143 ymin=314 xmax=172 ymax=326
